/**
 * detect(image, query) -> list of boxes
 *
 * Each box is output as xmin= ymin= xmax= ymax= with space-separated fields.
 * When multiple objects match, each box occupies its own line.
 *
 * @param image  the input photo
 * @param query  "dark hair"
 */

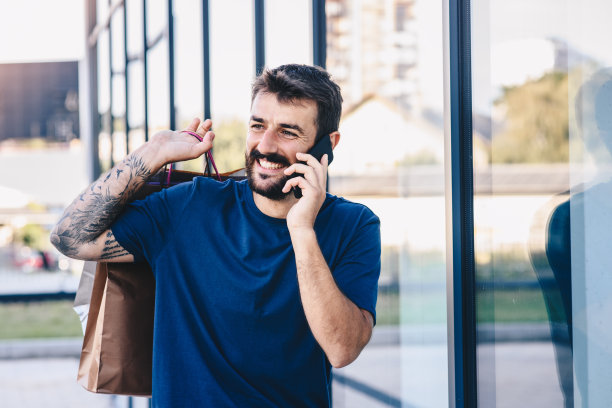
xmin=251 ymin=64 xmax=343 ymax=140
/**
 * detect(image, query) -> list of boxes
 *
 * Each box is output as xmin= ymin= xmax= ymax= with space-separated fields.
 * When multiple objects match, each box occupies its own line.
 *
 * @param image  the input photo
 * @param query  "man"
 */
xmin=51 ymin=64 xmax=380 ymax=407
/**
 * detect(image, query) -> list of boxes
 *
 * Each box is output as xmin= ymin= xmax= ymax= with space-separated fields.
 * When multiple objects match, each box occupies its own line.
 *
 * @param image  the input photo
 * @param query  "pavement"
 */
xmin=0 ymin=326 xmax=567 ymax=408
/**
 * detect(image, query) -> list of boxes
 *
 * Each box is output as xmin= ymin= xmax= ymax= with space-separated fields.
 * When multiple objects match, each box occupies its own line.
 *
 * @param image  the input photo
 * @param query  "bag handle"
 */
xmin=164 ymin=130 xmax=222 ymax=186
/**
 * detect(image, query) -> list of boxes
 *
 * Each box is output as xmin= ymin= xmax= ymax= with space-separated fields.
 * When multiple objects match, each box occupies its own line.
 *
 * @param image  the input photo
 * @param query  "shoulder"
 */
xmin=318 ymin=194 xmax=380 ymax=232
xmin=322 ymin=194 xmax=379 ymax=221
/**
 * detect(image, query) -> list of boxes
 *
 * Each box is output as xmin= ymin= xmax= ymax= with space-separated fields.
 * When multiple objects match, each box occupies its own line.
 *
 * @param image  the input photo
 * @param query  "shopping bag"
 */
xmin=76 ymin=162 xmax=244 ymax=396
xmin=77 ymin=261 xmax=155 ymax=395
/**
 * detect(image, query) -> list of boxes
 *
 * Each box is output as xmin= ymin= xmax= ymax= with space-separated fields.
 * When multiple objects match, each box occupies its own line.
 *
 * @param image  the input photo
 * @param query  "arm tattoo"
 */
xmin=100 ymin=231 xmax=130 ymax=260
xmin=51 ymin=153 xmax=153 ymax=257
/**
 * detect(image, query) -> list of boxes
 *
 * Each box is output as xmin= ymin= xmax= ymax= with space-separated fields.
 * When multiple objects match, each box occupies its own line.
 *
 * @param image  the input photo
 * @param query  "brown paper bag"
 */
xmin=76 ymin=167 xmax=245 ymax=396
xmin=77 ymin=261 xmax=155 ymax=396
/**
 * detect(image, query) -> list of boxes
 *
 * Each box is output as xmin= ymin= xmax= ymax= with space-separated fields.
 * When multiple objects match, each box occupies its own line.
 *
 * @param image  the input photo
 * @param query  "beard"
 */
xmin=245 ymin=149 xmax=292 ymax=201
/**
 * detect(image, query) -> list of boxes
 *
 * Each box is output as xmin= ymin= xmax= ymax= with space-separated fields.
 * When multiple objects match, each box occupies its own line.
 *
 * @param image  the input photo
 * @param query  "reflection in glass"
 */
xmin=326 ymin=1 xmax=447 ymax=406
xmin=127 ymin=61 xmax=145 ymax=129
xmin=110 ymin=7 xmax=125 ymax=72
xmin=147 ymin=40 xmax=170 ymax=137
xmin=472 ymin=0 xmax=612 ymax=406
xmin=111 ymin=74 xmax=126 ymax=164
xmin=146 ymin=0 xmax=167 ymax=41
xmin=126 ymin=0 xmax=144 ymax=57
xmin=265 ymin=0 xmax=311 ymax=68
xmin=471 ymin=0 xmax=570 ymax=403
xmin=174 ymin=0 xmax=203 ymax=129
xmin=208 ymin=0 xmax=254 ymax=173
xmin=97 ymin=30 xmax=112 ymax=172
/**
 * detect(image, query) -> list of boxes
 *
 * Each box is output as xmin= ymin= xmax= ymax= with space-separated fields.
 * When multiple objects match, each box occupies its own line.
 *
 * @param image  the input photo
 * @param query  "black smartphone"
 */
xmin=291 ymin=135 xmax=334 ymax=198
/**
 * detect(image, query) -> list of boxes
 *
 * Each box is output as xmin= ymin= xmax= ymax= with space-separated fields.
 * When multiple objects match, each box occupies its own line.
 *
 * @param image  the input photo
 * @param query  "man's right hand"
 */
xmin=147 ymin=118 xmax=215 ymax=169
xmin=50 ymin=118 xmax=214 ymax=262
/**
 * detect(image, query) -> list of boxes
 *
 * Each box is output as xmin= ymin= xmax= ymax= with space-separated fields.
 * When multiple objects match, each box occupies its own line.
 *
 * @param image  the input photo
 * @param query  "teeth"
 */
xmin=259 ymin=159 xmax=284 ymax=170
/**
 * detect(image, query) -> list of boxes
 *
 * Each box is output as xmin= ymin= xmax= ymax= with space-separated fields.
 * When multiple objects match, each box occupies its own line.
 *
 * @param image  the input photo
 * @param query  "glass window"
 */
xmin=97 ymin=0 xmax=109 ymax=23
xmin=146 ymin=0 xmax=167 ymax=41
xmin=110 ymin=6 xmax=125 ymax=73
xmin=471 ymin=0 xmax=612 ymax=406
xmin=97 ymin=29 xmax=112 ymax=172
xmin=127 ymin=60 xmax=146 ymax=153
xmin=207 ymin=0 xmax=254 ymax=173
xmin=265 ymin=0 xmax=312 ymax=67
xmin=111 ymin=74 xmax=126 ymax=164
xmin=147 ymin=39 xmax=170 ymax=137
xmin=126 ymin=0 xmax=144 ymax=57
xmin=173 ymin=0 xmax=204 ymax=172
xmin=174 ymin=0 xmax=203 ymax=129
xmin=327 ymin=1 xmax=447 ymax=406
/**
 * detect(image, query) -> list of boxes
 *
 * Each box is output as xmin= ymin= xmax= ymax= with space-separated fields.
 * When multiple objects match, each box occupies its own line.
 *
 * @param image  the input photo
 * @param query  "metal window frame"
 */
xmin=85 ymin=2 xmax=483 ymax=406
xmin=445 ymin=0 xmax=477 ymax=406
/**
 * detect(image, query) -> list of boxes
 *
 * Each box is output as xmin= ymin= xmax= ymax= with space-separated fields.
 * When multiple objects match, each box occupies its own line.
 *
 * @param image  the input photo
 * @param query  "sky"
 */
xmin=0 ymin=0 xmax=85 ymax=63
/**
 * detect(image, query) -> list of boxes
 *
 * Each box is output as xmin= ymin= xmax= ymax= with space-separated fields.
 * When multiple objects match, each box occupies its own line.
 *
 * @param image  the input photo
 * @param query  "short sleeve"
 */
xmin=332 ymin=210 xmax=381 ymax=324
xmin=111 ymin=182 xmax=193 ymax=265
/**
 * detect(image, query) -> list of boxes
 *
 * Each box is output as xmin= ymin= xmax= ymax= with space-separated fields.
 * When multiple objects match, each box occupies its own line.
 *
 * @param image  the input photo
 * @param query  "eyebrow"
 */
xmin=250 ymin=116 xmax=305 ymax=135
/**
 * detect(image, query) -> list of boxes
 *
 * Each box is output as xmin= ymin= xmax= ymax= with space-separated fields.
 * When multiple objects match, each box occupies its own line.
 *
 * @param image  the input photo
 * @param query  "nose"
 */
xmin=257 ymin=128 xmax=278 ymax=154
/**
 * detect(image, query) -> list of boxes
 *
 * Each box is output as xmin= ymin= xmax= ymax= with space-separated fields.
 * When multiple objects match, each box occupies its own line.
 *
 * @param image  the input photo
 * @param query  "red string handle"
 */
xmin=164 ymin=130 xmax=222 ymax=185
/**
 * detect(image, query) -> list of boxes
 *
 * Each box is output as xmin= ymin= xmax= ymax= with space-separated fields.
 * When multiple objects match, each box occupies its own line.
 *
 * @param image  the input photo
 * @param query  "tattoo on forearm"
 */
xmin=100 ymin=231 xmax=130 ymax=260
xmin=51 ymin=154 xmax=152 ymax=257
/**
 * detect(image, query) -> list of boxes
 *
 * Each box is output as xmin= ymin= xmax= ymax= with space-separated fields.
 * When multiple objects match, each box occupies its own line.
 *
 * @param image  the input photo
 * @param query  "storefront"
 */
xmin=83 ymin=1 xmax=612 ymax=406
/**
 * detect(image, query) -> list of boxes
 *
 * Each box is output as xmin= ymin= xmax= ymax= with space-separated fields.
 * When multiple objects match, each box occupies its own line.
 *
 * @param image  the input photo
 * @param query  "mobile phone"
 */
xmin=291 ymin=135 xmax=334 ymax=198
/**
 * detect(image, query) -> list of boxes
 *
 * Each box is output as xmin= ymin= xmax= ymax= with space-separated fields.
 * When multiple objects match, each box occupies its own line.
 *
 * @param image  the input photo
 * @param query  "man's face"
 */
xmin=246 ymin=92 xmax=318 ymax=200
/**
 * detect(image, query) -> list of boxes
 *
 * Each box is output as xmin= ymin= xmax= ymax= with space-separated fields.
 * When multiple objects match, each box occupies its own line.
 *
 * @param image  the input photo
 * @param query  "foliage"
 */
xmin=396 ymin=149 xmax=440 ymax=166
xmin=14 ymin=224 xmax=50 ymax=251
xmin=211 ymin=119 xmax=248 ymax=172
xmin=175 ymin=118 xmax=247 ymax=174
xmin=493 ymin=71 xmax=569 ymax=163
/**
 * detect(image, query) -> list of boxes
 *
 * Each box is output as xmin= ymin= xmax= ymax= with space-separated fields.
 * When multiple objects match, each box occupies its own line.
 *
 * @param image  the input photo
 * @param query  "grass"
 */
xmin=375 ymin=287 xmax=550 ymax=326
xmin=0 ymin=288 xmax=550 ymax=340
xmin=0 ymin=300 xmax=83 ymax=340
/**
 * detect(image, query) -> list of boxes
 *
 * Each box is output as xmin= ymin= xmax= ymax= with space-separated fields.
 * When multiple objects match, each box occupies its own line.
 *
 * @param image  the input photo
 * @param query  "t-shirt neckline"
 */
xmin=242 ymin=180 xmax=290 ymax=226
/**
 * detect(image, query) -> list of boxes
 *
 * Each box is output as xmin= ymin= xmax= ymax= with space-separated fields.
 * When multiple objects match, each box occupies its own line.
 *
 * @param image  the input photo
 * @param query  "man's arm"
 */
xmin=290 ymin=228 xmax=374 ymax=368
xmin=50 ymin=118 xmax=214 ymax=262
xmin=284 ymin=153 xmax=375 ymax=368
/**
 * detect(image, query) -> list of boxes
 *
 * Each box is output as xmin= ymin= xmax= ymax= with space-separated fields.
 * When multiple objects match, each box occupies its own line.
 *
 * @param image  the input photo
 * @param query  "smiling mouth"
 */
xmin=257 ymin=158 xmax=286 ymax=170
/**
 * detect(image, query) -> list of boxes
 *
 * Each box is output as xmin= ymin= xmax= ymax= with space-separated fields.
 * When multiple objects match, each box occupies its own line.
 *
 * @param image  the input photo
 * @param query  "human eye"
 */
xmin=280 ymin=129 xmax=298 ymax=138
xmin=250 ymin=123 xmax=264 ymax=130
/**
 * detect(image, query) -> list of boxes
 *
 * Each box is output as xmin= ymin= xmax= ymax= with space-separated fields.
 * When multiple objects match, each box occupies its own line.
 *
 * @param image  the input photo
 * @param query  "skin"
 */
xmin=51 ymin=92 xmax=373 ymax=368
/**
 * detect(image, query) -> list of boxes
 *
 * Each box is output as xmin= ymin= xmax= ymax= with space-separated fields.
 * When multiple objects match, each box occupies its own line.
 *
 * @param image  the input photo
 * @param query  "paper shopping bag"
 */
xmin=76 ymin=166 xmax=245 ymax=396
xmin=77 ymin=261 xmax=155 ymax=396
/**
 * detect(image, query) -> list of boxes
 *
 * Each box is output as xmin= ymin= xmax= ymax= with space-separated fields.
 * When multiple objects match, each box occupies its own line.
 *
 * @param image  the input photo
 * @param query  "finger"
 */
xmin=288 ymin=156 xmax=326 ymax=184
xmin=196 ymin=118 xmax=212 ymax=136
xmin=185 ymin=131 xmax=213 ymax=160
xmin=186 ymin=117 xmax=200 ymax=132
xmin=295 ymin=152 xmax=324 ymax=168
xmin=284 ymin=162 xmax=311 ymax=177
xmin=282 ymin=176 xmax=306 ymax=194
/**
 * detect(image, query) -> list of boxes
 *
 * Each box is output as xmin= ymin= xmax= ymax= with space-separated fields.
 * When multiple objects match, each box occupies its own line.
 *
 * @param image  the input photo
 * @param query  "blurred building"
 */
xmin=327 ymin=0 xmax=419 ymax=113
xmin=0 ymin=61 xmax=79 ymax=142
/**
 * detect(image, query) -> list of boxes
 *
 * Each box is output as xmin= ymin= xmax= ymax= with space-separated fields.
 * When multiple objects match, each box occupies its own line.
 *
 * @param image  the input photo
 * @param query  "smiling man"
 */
xmin=51 ymin=64 xmax=381 ymax=407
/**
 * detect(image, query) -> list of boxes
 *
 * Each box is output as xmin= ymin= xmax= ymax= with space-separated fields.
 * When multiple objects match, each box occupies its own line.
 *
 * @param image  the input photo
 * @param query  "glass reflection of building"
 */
xmin=81 ymin=0 xmax=612 ymax=406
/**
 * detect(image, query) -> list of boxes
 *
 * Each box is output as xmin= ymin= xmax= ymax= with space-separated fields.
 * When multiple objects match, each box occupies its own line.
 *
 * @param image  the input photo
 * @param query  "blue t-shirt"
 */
xmin=111 ymin=178 xmax=381 ymax=407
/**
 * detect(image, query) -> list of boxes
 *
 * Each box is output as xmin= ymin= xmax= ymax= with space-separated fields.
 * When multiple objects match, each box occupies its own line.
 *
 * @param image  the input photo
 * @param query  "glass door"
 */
xmin=470 ymin=0 xmax=612 ymax=406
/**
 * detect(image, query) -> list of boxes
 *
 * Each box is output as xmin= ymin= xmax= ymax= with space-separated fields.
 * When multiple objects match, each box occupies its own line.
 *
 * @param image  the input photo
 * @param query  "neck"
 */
xmin=252 ymin=191 xmax=297 ymax=219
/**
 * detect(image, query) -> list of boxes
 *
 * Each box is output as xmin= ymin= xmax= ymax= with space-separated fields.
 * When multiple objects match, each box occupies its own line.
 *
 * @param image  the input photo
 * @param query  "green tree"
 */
xmin=177 ymin=118 xmax=247 ymax=173
xmin=211 ymin=119 xmax=248 ymax=172
xmin=493 ymin=72 xmax=569 ymax=163
xmin=14 ymin=224 xmax=48 ymax=251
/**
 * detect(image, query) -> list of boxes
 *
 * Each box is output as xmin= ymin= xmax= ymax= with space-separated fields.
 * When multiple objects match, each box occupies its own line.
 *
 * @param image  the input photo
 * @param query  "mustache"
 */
xmin=247 ymin=149 xmax=291 ymax=167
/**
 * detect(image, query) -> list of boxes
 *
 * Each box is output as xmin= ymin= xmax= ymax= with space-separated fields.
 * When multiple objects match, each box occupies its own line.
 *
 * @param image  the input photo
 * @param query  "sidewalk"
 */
xmin=0 ymin=326 xmax=564 ymax=408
